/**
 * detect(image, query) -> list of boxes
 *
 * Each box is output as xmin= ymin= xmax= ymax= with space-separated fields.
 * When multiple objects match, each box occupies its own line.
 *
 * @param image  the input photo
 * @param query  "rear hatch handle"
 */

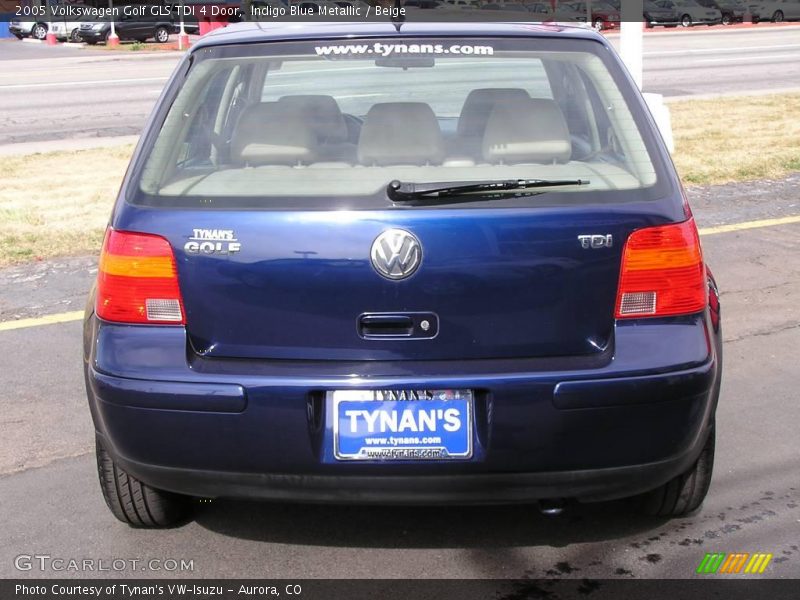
xmin=358 ymin=313 xmax=439 ymax=340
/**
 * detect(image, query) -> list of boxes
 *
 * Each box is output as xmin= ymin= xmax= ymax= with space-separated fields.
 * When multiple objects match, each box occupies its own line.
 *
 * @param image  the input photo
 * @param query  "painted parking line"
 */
xmin=697 ymin=214 xmax=800 ymax=236
xmin=0 ymin=310 xmax=84 ymax=332
xmin=0 ymin=215 xmax=798 ymax=332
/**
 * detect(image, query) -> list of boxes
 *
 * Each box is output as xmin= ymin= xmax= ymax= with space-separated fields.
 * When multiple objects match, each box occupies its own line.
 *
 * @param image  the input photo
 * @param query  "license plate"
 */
xmin=331 ymin=390 xmax=473 ymax=461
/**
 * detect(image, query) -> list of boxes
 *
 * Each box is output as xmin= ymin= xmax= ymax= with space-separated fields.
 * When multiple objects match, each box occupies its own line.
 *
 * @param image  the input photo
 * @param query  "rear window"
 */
xmin=133 ymin=36 xmax=671 ymax=209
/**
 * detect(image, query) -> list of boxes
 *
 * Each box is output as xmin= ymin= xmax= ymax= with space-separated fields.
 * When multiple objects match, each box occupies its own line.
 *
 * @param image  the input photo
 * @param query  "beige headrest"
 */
xmin=482 ymin=98 xmax=572 ymax=164
xmin=458 ymin=88 xmax=531 ymax=138
xmin=231 ymin=102 xmax=316 ymax=166
xmin=278 ymin=95 xmax=348 ymax=143
xmin=358 ymin=102 xmax=445 ymax=166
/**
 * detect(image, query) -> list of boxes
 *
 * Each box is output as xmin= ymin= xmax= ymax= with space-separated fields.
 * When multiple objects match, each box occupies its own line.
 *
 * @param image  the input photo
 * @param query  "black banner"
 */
xmin=3 ymin=579 xmax=800 ymax=600
xmin=1 ymin=0 xmax=737 ymax=26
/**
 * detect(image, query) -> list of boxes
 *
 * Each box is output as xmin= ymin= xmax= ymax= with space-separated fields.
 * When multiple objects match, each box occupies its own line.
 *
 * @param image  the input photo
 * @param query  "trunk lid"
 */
xmin=122 ymin=205 xmax=673 ymax=361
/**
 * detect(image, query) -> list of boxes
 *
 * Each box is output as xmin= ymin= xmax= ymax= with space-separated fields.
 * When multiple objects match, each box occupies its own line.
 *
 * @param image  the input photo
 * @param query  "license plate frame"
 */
xmin=330 ymin=390 xmax=473 ymax=461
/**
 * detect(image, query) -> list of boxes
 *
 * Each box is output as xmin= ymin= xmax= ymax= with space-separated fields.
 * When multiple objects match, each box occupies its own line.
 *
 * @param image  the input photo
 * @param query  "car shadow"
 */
xmin=193 ymin=497 xmax=670 ymax=549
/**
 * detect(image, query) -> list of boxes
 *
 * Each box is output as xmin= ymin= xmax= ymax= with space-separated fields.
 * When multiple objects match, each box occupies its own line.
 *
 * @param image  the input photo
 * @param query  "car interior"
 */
xmin=143 ymin=53 xmax=659 ymax=198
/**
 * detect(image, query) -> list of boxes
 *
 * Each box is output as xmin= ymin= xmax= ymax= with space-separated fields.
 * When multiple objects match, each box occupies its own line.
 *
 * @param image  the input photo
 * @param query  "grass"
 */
xmin=670 ymin=93 xmax=800 ymax=185
xmin=95 ymin=40 xmax=182 ymax=52
xmin=0 ymin=145 xmax=133 ymax=266
xmin=0 ymin=93 xmax=798 ymax=266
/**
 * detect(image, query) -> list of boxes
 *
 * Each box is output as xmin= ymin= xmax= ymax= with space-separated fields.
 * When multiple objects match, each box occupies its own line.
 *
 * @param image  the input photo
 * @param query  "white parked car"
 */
xmin=49 ymin=18 xmax=85 ymax=42
xmin=9 ymin=4 xmax=95 ymax=42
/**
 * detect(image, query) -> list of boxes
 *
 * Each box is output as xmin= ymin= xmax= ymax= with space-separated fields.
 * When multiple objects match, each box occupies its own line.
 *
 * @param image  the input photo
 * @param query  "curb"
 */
xmin=663 ymin=87 xmax=800 ymax=102
xmin=0 ymin=135 xmax=140 ymax=157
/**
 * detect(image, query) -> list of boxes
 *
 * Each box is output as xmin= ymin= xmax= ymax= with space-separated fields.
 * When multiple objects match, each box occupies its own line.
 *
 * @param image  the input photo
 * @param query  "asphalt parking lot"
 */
xmin=1 ymin=175 xmax=798 ymax=579
xmin=1 ymin=25 xmax=799 ymax=146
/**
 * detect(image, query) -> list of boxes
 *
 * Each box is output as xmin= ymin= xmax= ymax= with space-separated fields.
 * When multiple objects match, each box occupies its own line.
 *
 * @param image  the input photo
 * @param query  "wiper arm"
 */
xmin=386 ymin=178 xmax=590 ymax=204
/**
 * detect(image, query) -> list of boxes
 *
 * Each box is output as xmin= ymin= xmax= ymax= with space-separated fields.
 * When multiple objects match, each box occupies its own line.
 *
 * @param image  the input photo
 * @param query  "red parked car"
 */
xmin=565 ymin=1 xmax=622 ymax=29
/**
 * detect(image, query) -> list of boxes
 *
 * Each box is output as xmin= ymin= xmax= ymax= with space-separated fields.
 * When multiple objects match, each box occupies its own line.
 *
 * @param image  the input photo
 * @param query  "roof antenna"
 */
xmin=391 ymin=0 xmax=405 ymax=32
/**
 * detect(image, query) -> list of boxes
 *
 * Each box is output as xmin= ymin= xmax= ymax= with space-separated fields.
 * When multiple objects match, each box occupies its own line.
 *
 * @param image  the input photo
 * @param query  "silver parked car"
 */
xmin=8 ymin=19 xmax=48 ymax=40
xmin=749 ymin=0 xmax=800 ymax=21
xmin=655 ymin=0 xmax=723 ymax=24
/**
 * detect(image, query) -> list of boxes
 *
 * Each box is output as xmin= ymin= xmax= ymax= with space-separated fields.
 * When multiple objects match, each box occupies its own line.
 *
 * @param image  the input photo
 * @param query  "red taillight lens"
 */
xmin=615 ymin=218 xmax=706 ymax=319
xmin=96 ymin=229 xmax=185 ymax=325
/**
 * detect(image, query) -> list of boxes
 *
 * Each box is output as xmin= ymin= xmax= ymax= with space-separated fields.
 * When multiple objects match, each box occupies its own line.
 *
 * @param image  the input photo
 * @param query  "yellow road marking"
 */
xmin=1 ymin=215 xmax=799 ymax=332
xmin=698 ymin=214 xmax=800 ymax=236
xmin=0 ymin=310 xmax=84 ymax=332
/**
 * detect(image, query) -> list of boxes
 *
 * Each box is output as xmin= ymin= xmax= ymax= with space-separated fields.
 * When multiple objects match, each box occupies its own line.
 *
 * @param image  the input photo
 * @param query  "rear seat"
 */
xmin=230 ymin=96 xmax=570 ymax=169
xmin=454 ymin=88 xmax=531 ymax=158
xmin=231 ymin=103 xmax=317 ymax=166
xmin=278 ymin=95 xmax=357 ymax=162
xmin=358 ymin=102 xmax=445 ymax=166
xmin=482 ymin=97 xmax=572 ymax=165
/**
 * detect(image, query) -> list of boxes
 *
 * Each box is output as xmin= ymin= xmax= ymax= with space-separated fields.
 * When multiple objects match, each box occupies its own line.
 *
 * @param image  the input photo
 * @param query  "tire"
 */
xmin=680 ymin=13 xmax=692 ymax=26
xmin=638 ymin=425 xmax=716 ymax=517
xmin=96 ymin=439 xmax=190 ymax=527
xmin=593 ymin=18 xmax=604 ymax=30
xmin=32 ymin=23 xmax=47 ymax=40
xmin=721 ymin=13 xmax=731 ymax=25
xmin=154 ymin=26 xmax=170 ymax=43
xmin=69 ymin=28 xmax=81 ymax=42
xmin=772 ymin=10 xmax=784 ymax=22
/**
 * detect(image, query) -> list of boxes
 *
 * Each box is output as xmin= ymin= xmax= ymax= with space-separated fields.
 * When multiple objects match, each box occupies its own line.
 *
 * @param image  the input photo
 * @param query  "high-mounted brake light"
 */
xmin=615 ymin=219 xmax=706 ymax=319
xmin=96 ymin=229 xmax=185 ymax=325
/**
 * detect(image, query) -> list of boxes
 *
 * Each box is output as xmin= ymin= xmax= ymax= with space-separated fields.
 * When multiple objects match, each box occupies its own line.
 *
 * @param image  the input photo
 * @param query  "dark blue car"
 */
xmin=83 ymin=21 xmax=722 ymax=527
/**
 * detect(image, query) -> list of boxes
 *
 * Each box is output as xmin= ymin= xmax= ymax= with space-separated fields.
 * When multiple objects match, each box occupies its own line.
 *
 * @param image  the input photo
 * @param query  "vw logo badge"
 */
xmin=370 ymin=229 xmax=422 ymax=280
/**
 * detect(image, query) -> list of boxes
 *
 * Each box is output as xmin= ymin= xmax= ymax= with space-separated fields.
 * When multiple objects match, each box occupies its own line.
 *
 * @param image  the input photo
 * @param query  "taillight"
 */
xmin=96 ymin=229 xmax=185 ymax=325
xmin=615 ymin=218 xmax=706 ymax=319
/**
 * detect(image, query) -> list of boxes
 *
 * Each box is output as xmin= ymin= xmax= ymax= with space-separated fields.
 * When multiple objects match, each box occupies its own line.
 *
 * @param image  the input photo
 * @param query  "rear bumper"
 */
xmin=100 ymin=429 xmax=711 ymax=504
xmin=85 ymin=313 xmax=721 ymax=503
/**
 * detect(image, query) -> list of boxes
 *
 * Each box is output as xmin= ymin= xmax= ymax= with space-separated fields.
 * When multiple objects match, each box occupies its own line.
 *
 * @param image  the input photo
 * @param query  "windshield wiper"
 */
xmin=386 ymin=178 xmax=590 ymax=205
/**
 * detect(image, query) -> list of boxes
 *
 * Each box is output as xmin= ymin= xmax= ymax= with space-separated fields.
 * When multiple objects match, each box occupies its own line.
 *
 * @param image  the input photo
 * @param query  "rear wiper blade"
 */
xmin=386 ymin=178 xmax=590 ymax=204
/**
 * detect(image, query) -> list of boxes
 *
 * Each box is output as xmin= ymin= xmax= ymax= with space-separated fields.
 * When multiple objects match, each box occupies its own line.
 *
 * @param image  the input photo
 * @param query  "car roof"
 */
xmin=191 ymin=21 xmax=604 ymax=51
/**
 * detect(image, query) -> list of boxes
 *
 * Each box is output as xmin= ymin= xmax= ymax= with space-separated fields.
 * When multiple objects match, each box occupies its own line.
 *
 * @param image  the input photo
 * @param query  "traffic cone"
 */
xmin=178 ymin=32 xmax=190 ymax=49
xmin=107 ymin=32 xmax=119 ymax=47
xmin=46 ymin=31 xmax=57 ymax=45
